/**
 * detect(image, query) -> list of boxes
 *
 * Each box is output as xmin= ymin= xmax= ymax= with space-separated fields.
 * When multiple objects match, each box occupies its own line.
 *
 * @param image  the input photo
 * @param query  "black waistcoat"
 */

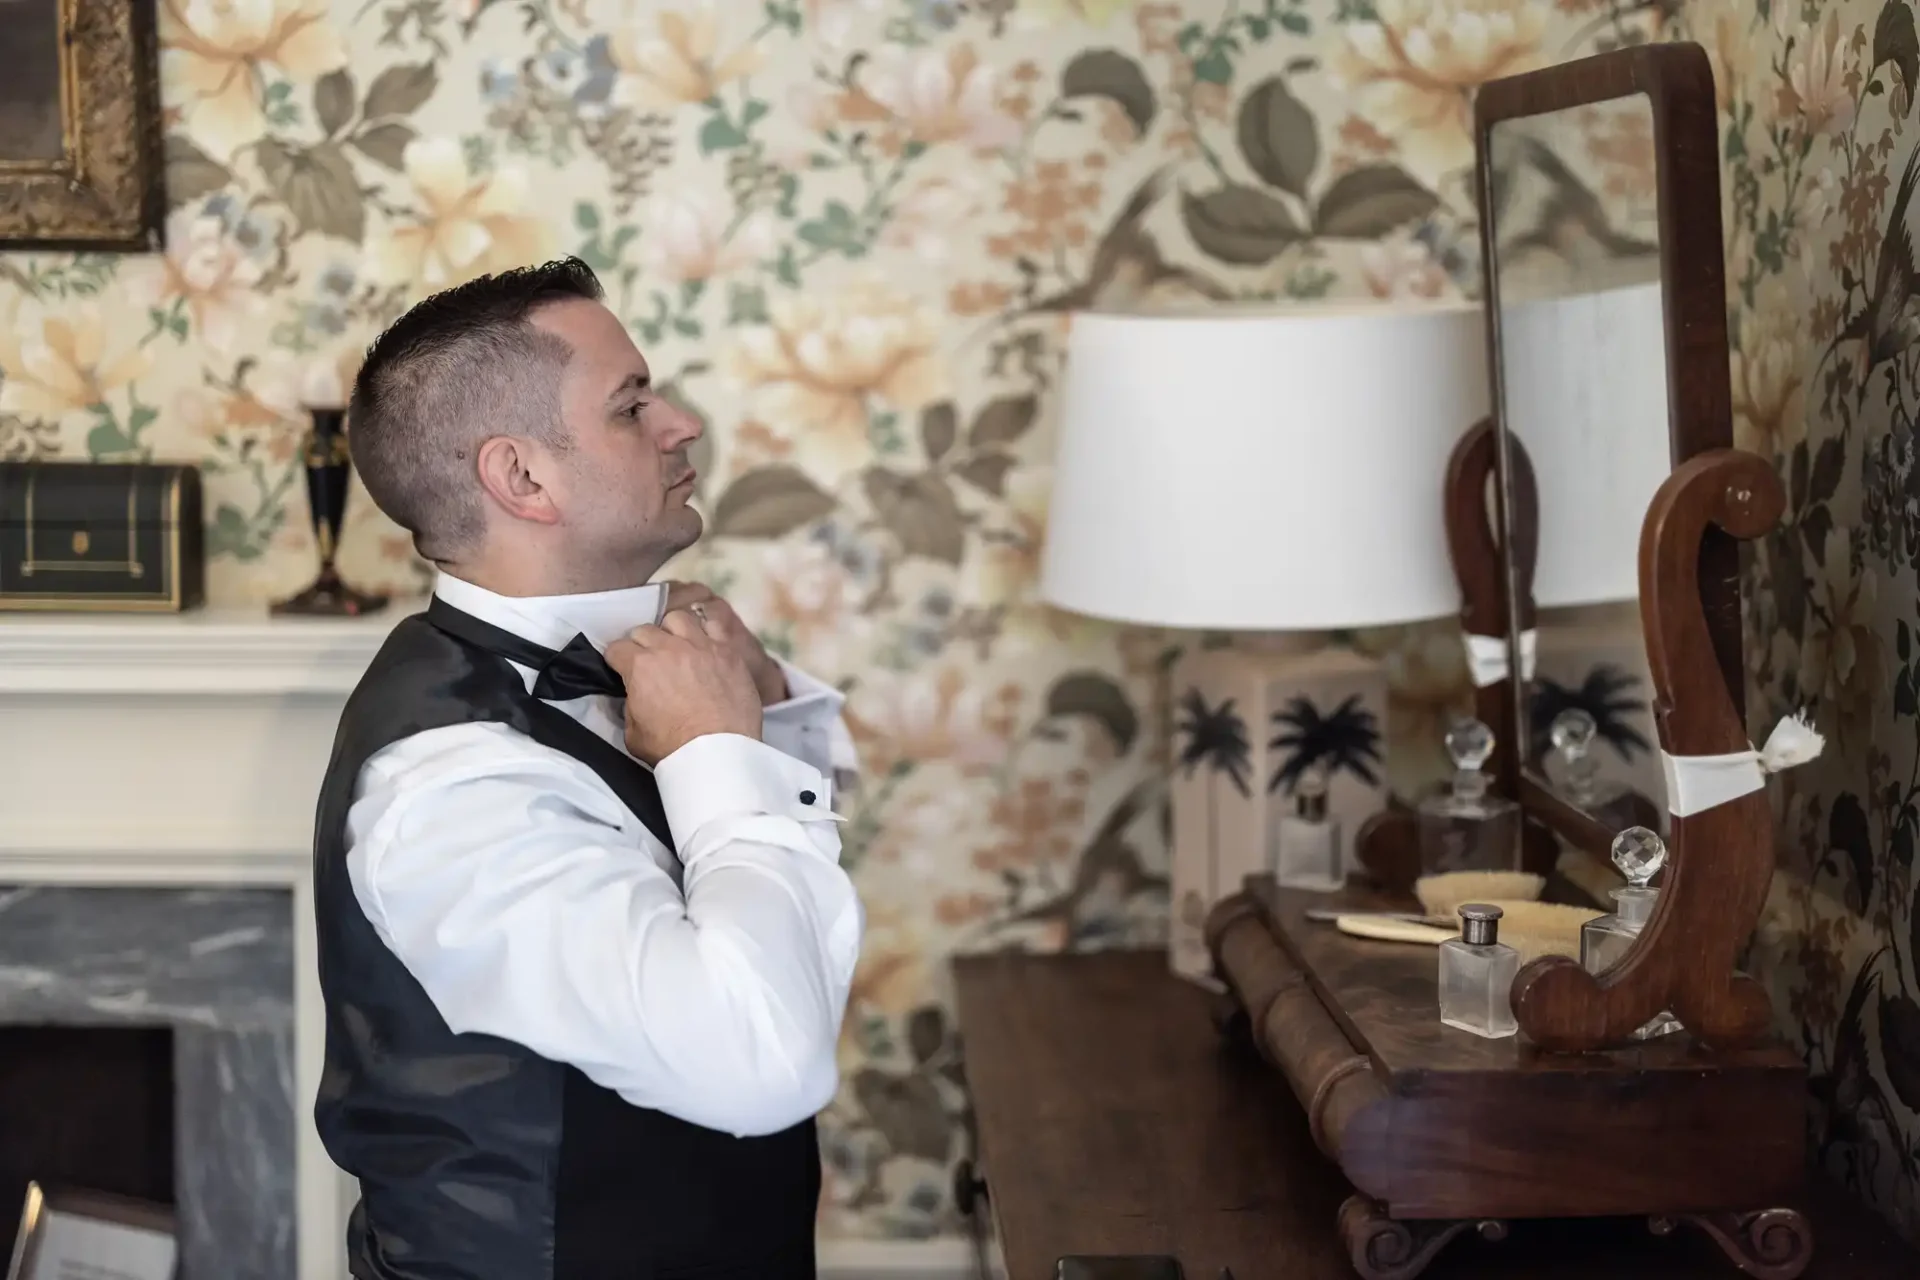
xmin=311 ymin=604 xmax=820 ymax=1280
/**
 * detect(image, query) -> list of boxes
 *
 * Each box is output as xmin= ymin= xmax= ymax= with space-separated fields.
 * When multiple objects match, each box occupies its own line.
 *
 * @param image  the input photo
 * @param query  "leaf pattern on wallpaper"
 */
xmin=0 ymin=0 xmax=1663 ymax=1243
xmin=1722 ymin=0 xmax=1920 ymax=1242
xmin=1178 ymin=71 xmax=1438 ymax=266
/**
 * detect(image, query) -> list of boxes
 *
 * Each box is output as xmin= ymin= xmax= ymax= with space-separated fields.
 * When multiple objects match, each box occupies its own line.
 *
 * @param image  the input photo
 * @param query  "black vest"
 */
xmin=312 ymin=605 xmax=820 ymax=1280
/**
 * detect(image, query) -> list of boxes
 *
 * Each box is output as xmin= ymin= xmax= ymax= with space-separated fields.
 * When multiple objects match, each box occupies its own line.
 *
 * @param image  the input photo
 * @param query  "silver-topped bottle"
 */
xmin=1438 ymin=903 xmax=1519 ymax=1039
xmin=1578 ymin=826 xmax=1682 ymax=1040
xmin=1418 ymin=719 xmax=1521 ymax=874
xmin=1548 ymin=708 xmax=1639 ymax=830
xmin=1272 ymin=765 xmax=1344 ymax=892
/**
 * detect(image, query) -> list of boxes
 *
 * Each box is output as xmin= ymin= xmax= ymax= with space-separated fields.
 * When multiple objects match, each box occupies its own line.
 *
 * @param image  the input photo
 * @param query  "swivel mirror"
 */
xmin=1479 ymin=44 xmax=1743 ymax=847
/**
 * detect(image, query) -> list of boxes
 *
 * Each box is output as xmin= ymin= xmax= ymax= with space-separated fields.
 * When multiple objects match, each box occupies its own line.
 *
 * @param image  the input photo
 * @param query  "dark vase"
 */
xmin=270 ymin=408 xmax=388 ymax=617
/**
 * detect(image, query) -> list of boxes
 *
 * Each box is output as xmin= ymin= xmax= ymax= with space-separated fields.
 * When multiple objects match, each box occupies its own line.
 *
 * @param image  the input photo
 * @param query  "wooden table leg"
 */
xmin=1337 ymin=1195 xmax=1508 ymax=1280
xmin=1648 ymin=1208 xmax=1815 ymax=1279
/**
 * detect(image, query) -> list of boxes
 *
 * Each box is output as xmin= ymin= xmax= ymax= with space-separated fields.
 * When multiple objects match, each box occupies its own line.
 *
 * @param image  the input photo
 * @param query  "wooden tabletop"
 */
xmin=952 ymin=949 xmax=1920 ymax=1280
xmin=1259 ymin=882 xmax=1803 ymax=1081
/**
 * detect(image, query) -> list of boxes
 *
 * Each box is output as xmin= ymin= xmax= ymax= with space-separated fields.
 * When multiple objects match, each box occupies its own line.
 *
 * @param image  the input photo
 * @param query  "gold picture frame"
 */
xmin=0 ymin=0 xmax=164 ymax=251
xmin=6 ymin=1182 xmax=178 ymax=1280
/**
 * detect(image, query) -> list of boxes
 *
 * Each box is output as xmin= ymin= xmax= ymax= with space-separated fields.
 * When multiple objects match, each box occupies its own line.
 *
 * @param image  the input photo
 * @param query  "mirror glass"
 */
xmin=1485 ymin=94 xmax=1672 ymax=832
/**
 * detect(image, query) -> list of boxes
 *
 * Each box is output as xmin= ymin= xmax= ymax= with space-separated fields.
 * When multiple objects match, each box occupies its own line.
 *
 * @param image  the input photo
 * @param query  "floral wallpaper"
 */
xmin=1717 ymin=0 xmax=1920 ymax=1244
xmin=3 ymin=0 xmax=1665 ymax=1246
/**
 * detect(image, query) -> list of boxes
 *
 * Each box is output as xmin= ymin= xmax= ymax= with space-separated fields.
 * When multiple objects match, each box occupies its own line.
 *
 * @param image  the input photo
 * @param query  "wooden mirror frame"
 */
xmin=1477 ymin=41 xmax=1743 ymax=848
xmin=1466 ymin=42 xmax=1783 ymax=1052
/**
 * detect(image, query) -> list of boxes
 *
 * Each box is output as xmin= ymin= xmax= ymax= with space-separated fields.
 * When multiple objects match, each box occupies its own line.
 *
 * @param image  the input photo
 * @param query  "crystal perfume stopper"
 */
xmin=1612 ymin=826 xmax=1666 ymax=886
xmin=1550 ymin=708 xmax=1596 ymax=759
xmin=1445 ymin=719 xmax=1495 ymax=771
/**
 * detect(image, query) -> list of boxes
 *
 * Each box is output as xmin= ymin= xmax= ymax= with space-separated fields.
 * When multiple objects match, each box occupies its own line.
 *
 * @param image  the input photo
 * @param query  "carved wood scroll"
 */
xmin=1511 ymin=449 xmax=1782 ymax=1052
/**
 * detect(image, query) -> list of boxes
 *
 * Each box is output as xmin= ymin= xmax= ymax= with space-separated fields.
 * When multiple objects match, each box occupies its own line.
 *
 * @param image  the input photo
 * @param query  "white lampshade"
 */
xmin=1497 ymin=280 xmax=1671 ymax=608
xmin=1038 ymin=303 xmax=1490 ymax=631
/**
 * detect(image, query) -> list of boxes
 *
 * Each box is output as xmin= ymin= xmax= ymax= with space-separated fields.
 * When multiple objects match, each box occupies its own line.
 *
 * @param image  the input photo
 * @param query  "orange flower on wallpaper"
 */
xmin=160 ymin=0 xmax=347 ymax=157
xmin=605 ymin=1 xmax=766 ymax=109
xmin=973 ymin=772 xmax=1091 ymax=876
xmin=722 ymin=279 xmax=947 ymax=479
xmin=371 ymin=138 xmax=553 ymax=291
xmin=1332 ymin=0 xmax=1545 ymax=171
xmin=0 ymin=306 xmax=152 ymax=419
xmin=988 ymin=160 xmax=1102 ymax=260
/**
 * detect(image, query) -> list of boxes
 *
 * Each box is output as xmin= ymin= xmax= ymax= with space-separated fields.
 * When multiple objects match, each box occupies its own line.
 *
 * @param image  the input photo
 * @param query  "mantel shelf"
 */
xmin=0 ymin=602 xmax=422 ymax=696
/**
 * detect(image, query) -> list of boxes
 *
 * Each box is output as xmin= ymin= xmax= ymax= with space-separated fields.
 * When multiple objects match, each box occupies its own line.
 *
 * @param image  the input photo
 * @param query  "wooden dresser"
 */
xmin=952 ymin=950 xmax=1920 ymax=1280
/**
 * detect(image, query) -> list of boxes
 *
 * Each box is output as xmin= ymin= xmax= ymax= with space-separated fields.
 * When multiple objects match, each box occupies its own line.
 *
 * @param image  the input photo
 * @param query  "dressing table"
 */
xmin=951 ymin=42 xmax=1920 ymax=1280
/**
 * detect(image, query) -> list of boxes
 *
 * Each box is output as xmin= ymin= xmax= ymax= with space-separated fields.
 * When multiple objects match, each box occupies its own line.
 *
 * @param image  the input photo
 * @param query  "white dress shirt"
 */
xmin=343 ymin=573 xmax=864 ymax=1138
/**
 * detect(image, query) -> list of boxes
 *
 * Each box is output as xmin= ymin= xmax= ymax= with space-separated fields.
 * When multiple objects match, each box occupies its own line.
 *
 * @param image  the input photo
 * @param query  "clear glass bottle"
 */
xmin=1548 ymin=709 xmax=1639 ymax=831
xmin=1579 ymin=826 xmax=1682 ymax=1040
xmin=1273 ymin=765 xmax=1343 ymax=892
xmin=1418 ymin=719 xmax=1522 ymax=875
xmin=1438 ymin=903 xmax=1519 ymax=1039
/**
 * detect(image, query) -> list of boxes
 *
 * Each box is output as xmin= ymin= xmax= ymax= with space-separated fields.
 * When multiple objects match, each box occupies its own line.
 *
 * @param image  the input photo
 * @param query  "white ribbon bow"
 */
xmin=1463 ymin=629 xmax=1539 ymax=689
xmin=1661 ymin=711 xmax=1825 ymax=817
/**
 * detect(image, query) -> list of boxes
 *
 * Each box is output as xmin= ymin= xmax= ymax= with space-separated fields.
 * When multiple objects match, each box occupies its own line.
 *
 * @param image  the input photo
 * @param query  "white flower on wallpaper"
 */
xmin=852 ymin=45 xmax=1022 ymax=150
xmin=128 ymin=210 xmax=272 ymax=355
xmin=640 ymin=187 xmax=777 ymax=284
xmin=1776 ymin=9 xmax=1856 ymax=140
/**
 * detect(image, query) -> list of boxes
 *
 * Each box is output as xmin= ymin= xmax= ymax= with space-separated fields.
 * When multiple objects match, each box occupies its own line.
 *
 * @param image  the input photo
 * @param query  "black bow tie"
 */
xmin=425 ymin=597 xmax=626 ymax=702
xmin=530 ymin=633 xmax=627 ymax=702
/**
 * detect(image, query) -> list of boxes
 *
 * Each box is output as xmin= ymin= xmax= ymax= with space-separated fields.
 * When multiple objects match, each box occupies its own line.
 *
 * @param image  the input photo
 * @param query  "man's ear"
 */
xmin=474 ymin=436 xmax=562 ymax=525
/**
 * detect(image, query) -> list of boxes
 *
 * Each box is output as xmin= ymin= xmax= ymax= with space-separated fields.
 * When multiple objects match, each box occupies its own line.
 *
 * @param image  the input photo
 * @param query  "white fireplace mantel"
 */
xmin=0 ymin=605 xmax=962 ymax=1280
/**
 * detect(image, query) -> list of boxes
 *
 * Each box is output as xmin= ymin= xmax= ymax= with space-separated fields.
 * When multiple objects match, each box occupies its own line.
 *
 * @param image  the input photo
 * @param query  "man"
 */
xmin=311 ymin=257 xmax=862 ymax=1280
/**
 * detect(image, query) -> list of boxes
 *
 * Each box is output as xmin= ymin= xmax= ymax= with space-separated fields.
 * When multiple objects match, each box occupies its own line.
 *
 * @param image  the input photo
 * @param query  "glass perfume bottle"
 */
xmin=1579 ymin=826 xmax=1682 ymax=1040
xmin=1549 ymin=709 xmax=1639 ymax=830
xmin=1418 ymin=720 xmax=1522 ymax=874
xmin=1438 ymin=903 xmax=1519 ymax=1039
xmin=1273 ymin=766 xmax=1343 ymax=892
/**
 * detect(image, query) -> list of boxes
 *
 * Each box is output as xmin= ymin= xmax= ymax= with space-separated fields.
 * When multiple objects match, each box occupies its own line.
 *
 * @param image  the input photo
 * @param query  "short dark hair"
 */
xmin=349 ymin=257 xmax=605 ymax=561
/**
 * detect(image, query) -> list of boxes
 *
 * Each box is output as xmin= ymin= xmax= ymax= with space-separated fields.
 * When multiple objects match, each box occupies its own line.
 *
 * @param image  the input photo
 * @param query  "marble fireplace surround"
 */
xmin=0 ymin=606 xmax=964 ymax=1280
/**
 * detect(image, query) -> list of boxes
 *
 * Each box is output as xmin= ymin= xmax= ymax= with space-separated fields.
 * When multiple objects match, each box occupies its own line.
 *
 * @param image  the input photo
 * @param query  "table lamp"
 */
xmin=1038 ymin=302 xmax=1490 ymax=984
xmin=1498 ymin=279 xmax=1671 ymax=803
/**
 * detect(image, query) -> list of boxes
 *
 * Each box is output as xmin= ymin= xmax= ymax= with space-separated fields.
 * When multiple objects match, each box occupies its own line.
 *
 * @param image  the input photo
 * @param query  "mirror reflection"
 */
xmin=1486 ymin=94 xmax=1671 ymax=830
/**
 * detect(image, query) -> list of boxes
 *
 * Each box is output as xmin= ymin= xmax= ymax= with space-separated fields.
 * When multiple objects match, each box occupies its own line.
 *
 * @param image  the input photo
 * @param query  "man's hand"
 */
xmin=663 ymin=581 xmax=789 ymax=706
xmin=605 ymin=610 xmax=763 ymax=766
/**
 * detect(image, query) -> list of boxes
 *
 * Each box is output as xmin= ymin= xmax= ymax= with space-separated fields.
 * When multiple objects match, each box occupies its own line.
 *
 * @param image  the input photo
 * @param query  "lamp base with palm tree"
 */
xmin=1169 ymin=643 xmax=1388 ymax=985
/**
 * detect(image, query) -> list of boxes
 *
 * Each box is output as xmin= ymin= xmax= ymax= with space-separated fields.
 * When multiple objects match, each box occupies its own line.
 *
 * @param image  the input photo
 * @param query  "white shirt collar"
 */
xmin=432 ymin=571 xmax=667 ymax=655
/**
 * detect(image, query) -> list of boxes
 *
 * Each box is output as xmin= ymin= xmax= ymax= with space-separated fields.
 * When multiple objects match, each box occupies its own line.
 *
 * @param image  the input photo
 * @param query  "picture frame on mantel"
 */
xmin=0 ymin=0 xmax=165 ymax=252
xmin=6 ymin=1182 xmax=178 ymax=1280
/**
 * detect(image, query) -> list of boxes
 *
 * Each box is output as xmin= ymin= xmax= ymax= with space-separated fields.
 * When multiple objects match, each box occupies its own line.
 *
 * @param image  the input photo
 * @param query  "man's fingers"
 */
xmin=693 ymin=596 xmax=741 ymax=631
xmin=604 ymin=636 xmax=642 ymax=670
xmin=659 ymin=610 xmax=707 ymax=641
xmin=664 ymin=580 xmax=716 ymax=610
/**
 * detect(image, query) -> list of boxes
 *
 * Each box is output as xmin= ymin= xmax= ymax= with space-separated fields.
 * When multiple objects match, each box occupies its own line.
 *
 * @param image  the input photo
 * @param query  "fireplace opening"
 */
xmin=0 ymin=1025 xmax=174 ymax=1248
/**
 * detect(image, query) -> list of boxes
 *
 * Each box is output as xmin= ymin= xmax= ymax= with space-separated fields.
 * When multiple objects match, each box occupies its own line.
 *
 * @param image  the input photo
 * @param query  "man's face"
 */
xmin=533 ymin=298 xmax=704 ymax=580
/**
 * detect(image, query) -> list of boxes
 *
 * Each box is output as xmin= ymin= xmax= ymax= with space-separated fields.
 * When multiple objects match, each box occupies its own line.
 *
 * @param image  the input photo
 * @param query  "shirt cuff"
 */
xmin=766 ymin=659 xmax=861 ymax=776
xmin=653 ymin=732 xmax=840 ymax=855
